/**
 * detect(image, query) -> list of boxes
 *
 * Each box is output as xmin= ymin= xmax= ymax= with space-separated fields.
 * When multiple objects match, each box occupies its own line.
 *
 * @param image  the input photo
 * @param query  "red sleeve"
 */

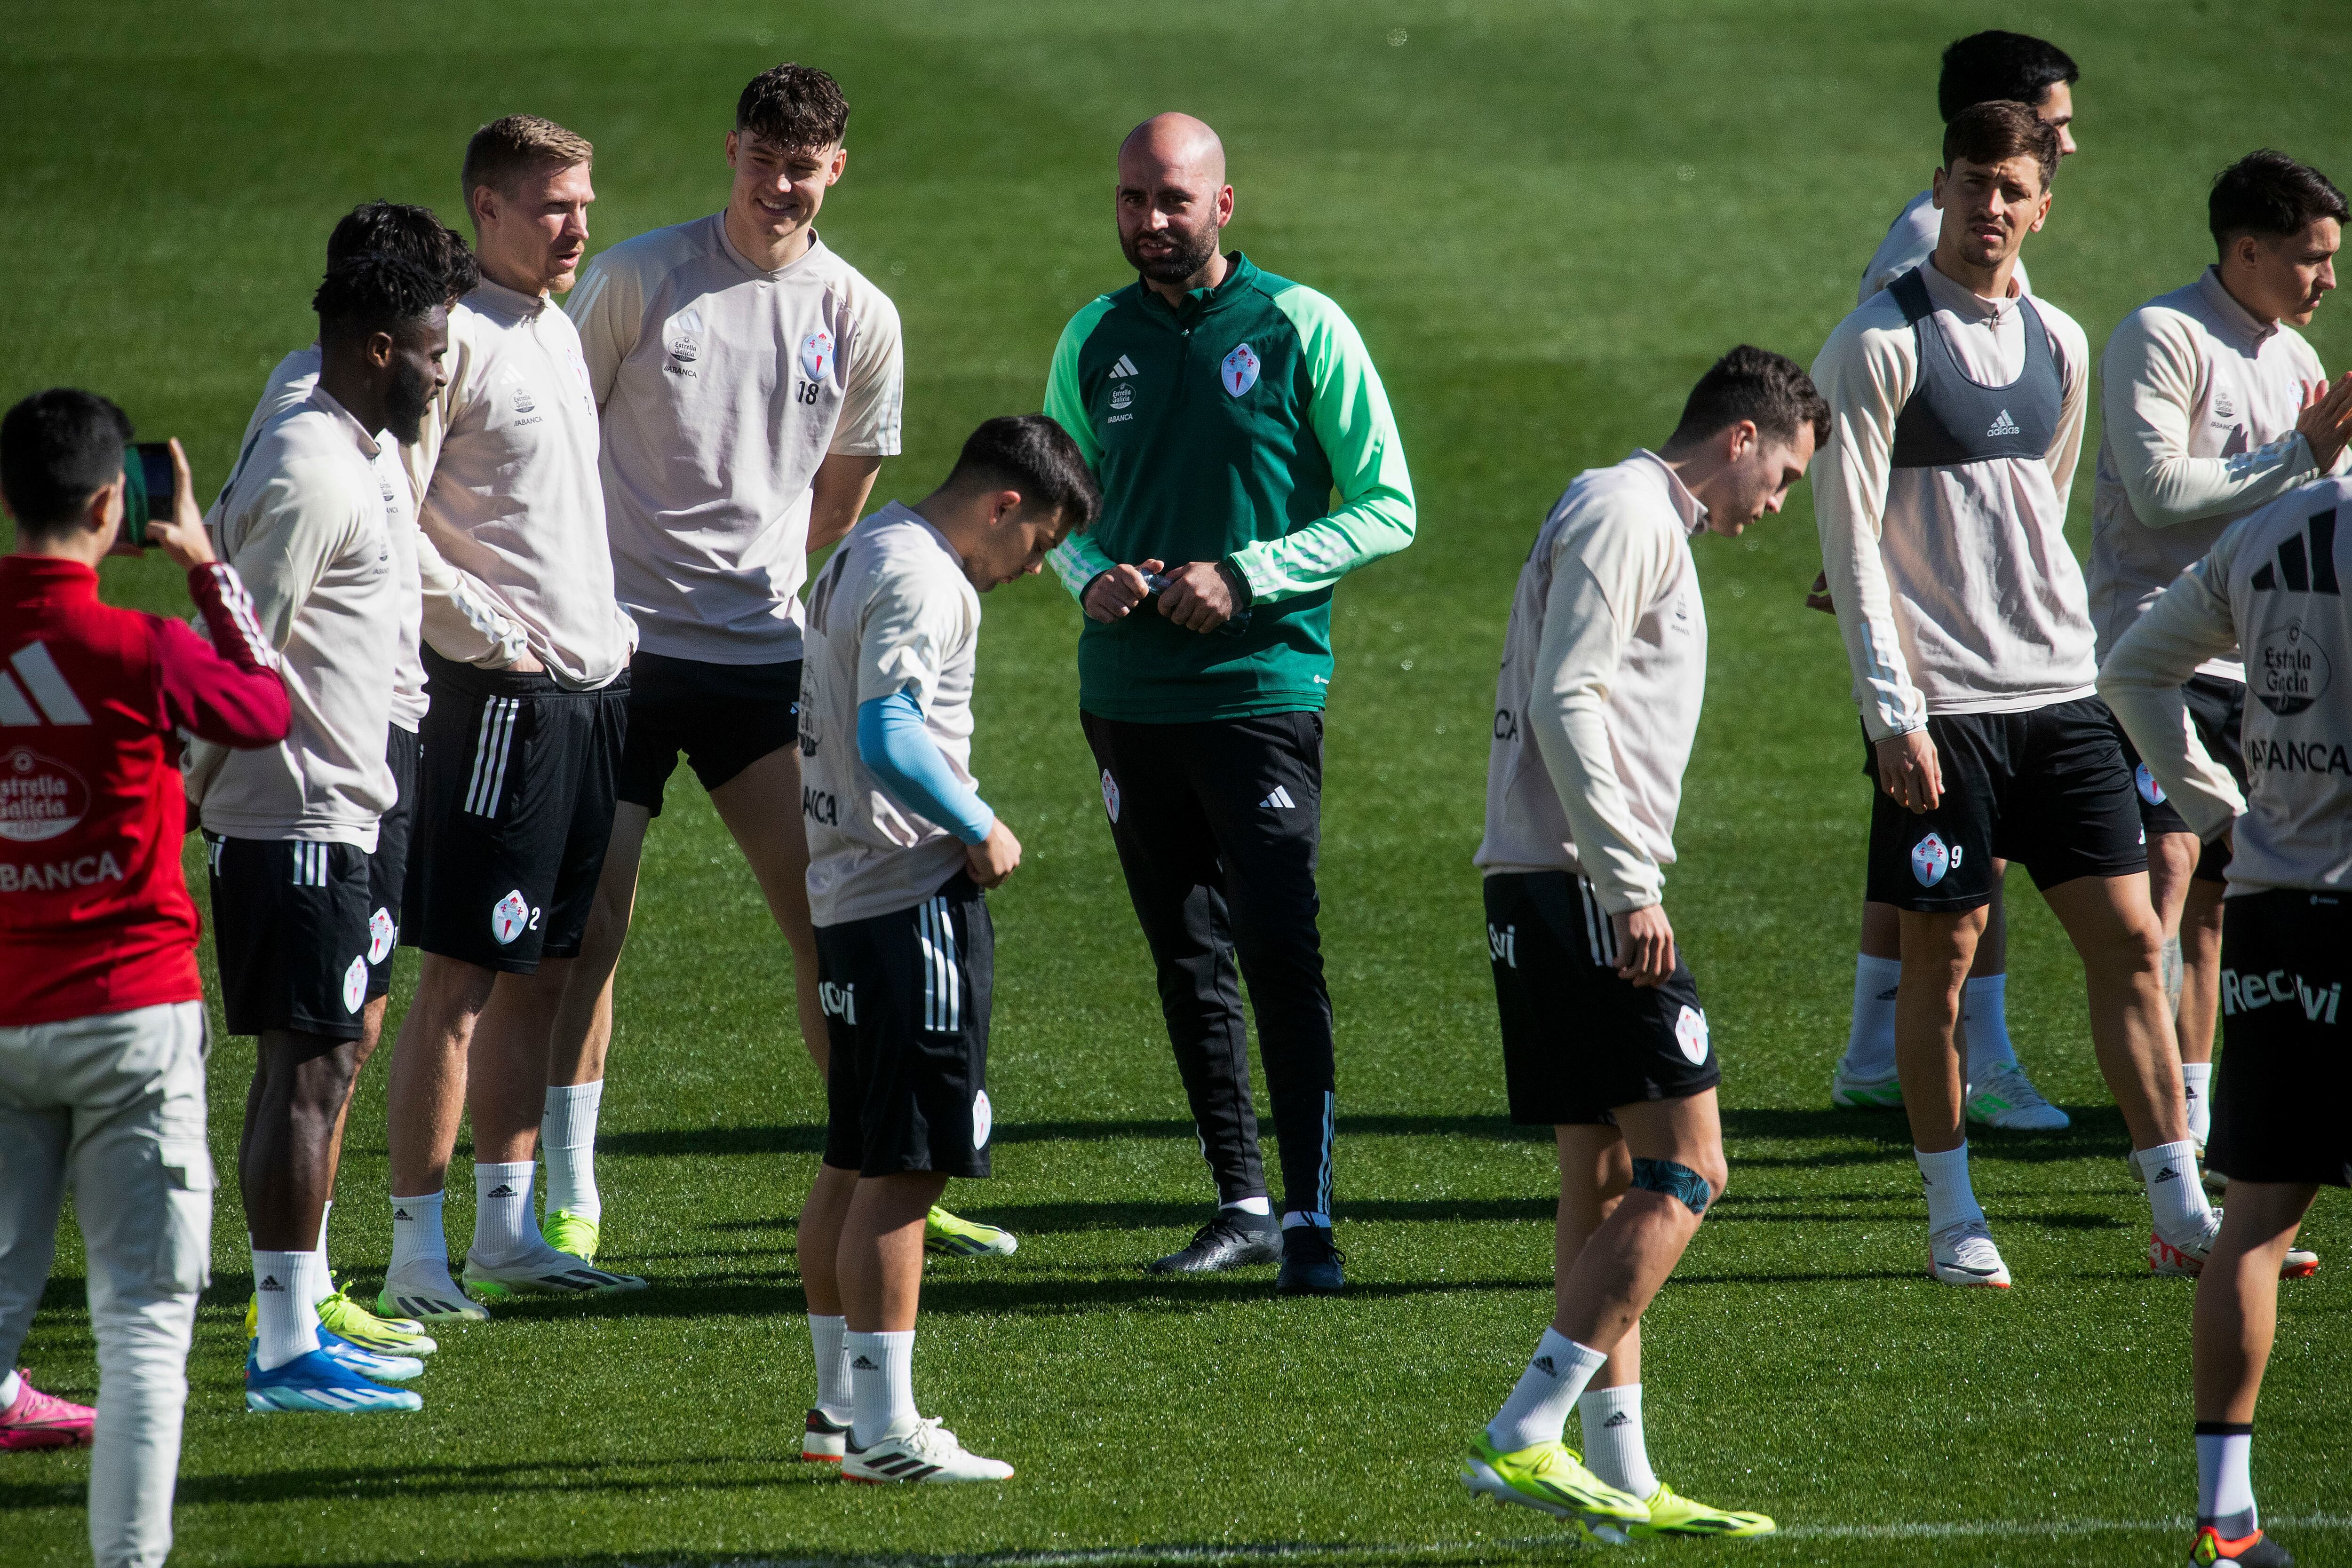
xmin=154 ymin=563 xmax=290 ymax=747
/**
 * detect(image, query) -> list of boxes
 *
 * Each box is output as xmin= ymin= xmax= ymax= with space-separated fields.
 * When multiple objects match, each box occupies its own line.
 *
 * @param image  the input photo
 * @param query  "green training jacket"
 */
xmin=1043 ymin=252 xmax=1414 ymax=724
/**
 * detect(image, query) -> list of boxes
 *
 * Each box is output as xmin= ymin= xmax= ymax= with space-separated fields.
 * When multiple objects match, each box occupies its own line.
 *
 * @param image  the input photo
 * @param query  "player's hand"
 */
xmin=1875 ymin=729 xmax=1943 ymax=814
xmin=1804 ymin=570 xmax=1835 ymax=614
xmin=965 ymin=817 xmax=1022 ymax=888
xmin=2296 ymin=377 xmax=2352 ymax=472
xmin=498 ymin=650 xmax=546 ymax=674
xmin=1611 ymin=903 xmax=1676 ymax=988
xmin=1158 ymin=560 xmax=1236 ymax=633
xmin=1083 ymin=561 xmax=1161 ymax=623
xmin=146 ymin=439 xmax=216 ymax=570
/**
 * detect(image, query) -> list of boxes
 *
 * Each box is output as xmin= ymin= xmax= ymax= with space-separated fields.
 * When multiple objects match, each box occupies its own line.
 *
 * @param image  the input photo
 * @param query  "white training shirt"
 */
xmin=1859 ymin=189 xmax=2032 ymax=307
xmin=1814 ymin=258 xmax=2093 ymax=741
xmin=2100 ymin=477 xmax=2352 ymax=895
xmin=569 ymin=221 xmax=903 ymax=665
xmin=188 ymin=386 xmax=397 ymax=847
xmin=232 ymin=346 xmax=526 ymax=729
xmin=800 ymin=502 xmax=981 ymax=927
xmin=404 ymin=280 xmax=636 ymax=689
xmin=2091 ymin=268 xmax=2339 ymax=682
xmin=1475 ymin=451 xmax=1708 ymax=914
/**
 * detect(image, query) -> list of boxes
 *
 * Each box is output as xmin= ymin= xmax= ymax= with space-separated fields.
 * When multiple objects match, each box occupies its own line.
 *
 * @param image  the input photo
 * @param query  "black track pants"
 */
xmin=1081 ymin=710 xmax=1337 ymax=1220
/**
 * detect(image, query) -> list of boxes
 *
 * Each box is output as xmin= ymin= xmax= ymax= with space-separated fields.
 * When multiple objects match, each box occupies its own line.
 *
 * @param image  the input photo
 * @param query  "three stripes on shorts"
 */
xmin=916 ymin=894 xmax=961 ymax=1034
xmin=465 ymin=697 xmax=522 ymax=818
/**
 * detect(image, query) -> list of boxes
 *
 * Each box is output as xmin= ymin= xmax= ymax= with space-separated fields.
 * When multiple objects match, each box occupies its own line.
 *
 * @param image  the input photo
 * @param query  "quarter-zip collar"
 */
xmin=1139 ymin=251 xmax=1257 ymax=327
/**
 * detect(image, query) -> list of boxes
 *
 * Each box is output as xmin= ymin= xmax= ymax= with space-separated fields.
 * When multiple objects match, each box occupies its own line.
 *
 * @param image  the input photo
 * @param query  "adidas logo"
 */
xmin=1985 ymin=408 xmax=2021 ymax=438
xmin=1602 ymin=1411 xmax=1632 ymax=1429
xmin=393 ymin=1208 xmax=412 ymax=1221
xmin=2249 ymin=507 xmax=2341 ymax=594
xmin=1875 ymin=985 xmax=1900 ymax=1002
xmin=258 ymin=1275 xmax=285 ymax=1291
xmin=2154 ymin=1166 xmax=2181 ymax=1183
xmin=1532 ymin=1355 xmax=1558 ymax=1377
xmin=1259 ymin=785 xmax=1297 ymax=809
xmin=486 ymin=1184 xmax=518 ymax=1198
xmin=1109 ymin=354 xmax=1139 ymax=378
xmin=850 ymin=1354 xmax=880 ymax=1370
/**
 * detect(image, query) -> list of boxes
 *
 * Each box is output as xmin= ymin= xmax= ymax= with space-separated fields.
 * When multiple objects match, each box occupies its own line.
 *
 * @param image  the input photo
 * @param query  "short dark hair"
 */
xmin=328 ymin=201 xmax=479 ymax=300
xmin=311 ymin=253 xmax=445 ymax=350
xmin=1665 ymin=346 xmax=1829 ymax=452
xmin=2210 ymin=151 xmax=2349 ymax=253
xmin=736 ymin=63 xmax=850 ymax=152
xmin=1938 ymin=31 xmax=2078 ymax=122
xmin=944 ymin=415 xmax=1101 ymax=535
xmin=1 ymin=389 xmax=134 ymax=534
xmin=1942 ymin=100 xmax=2062 ymax=190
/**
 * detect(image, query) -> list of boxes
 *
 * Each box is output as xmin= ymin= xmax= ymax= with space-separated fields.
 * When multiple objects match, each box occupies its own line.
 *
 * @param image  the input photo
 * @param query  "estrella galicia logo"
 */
xmin=1110 ymin=382 xmax=1133 ymax=411
xmin=1220 ymin=342 xmax=1260 ymax=397
xmin=2256 ymin=618 xmax=2331 ymax=716
xmin=512 ymin=388 xmax=535 ymax=415
xmin=1910 ymin=831 xmax=1961 ymax=887
xmin=2135 ymin=763 xmax=2166 ymax=806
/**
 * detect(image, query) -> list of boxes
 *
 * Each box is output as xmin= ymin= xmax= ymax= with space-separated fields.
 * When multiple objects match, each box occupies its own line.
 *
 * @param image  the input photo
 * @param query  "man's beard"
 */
xmin=1120 ymin=221 xmax=1220 ymax=286
xmin=385 ymin=357 xmax=431 ymax=446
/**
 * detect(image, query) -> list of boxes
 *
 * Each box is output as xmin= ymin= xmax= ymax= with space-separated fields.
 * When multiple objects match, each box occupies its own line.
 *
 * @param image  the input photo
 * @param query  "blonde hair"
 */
xmin=460 ymin=114 xmax=593 ymax=217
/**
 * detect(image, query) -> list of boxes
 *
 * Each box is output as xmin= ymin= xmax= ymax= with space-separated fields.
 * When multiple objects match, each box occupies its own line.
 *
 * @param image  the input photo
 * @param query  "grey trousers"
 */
xmin=0 ymin=1001 xmax=212 ymax=1568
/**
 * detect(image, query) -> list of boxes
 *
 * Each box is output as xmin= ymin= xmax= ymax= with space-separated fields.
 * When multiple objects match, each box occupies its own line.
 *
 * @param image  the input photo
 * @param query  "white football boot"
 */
xmin=1963 ymin=1062 xmax=2070 ymax=1131
xmin=842 ymin=1417 xmax=1014 ymax=1483
xmin=1927 ymin=1220 xmax=2012 ymax=1288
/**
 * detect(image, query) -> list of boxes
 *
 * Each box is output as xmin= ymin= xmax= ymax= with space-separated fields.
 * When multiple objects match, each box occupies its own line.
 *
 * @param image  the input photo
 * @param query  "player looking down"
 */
xmin=2101 ymin=473 xmax=2352 ymax=1568
xmin=793 ymin=415 xmax=1099 ymax=1483
xmin=191 ymin=254 xmax=446 ymax=1414
xmin=1462 ymin=348 xmax=1820 ymax=1541
xmin=1830 ymin=28 xmax=2082 ymax=1129
xmin=383 ymin=114 xmax=645 ymax=1319
xmin=1813 ymin=102 xmax=2217 ymax=1289
xmin=1044 ymin=111 xmax=1415 ymax=1292
xmin=2091 ymin=151 xmax=2352 ymax=1179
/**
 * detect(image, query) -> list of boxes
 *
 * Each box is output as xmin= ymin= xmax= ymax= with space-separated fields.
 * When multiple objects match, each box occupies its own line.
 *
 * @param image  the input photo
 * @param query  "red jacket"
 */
xmin=0 ymin=556 xmax=288 ymax=1026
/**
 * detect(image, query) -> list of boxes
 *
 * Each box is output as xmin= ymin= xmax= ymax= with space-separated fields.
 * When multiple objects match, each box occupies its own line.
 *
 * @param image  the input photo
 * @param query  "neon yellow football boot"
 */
xmin=923 ymin=1206 xmax=1018 ymax=1258
xmin=1627 ymin=1482 xmax=1778 ymax=1537
xmin=245 ymin=1277 xmax=438 ymax=1355
xmin=541 ymin=1209 xmax=601 ymax=1263
xmin=1458 ymin=1435 xmax=1650 ymax=1542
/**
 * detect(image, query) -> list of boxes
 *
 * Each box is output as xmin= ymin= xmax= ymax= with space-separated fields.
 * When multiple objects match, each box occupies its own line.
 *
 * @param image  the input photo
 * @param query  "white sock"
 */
xmin=252 ymin=1248 xmax=325 ymax=1370
xmin=2182 ymin=1062 xmax=2214 ymax=1147
xmin=1220 ymin=1196 xmax=1272 ymax=1218
xmin=1961 ymin=974 xmax=2018 ymax=1082
xmin=1579 ymin=1383 xmax=1658 ymax=1499
xmin=311 ymin=1200 xmax=334 ymax=1298
xmin=387 ymin=1190 xmax=448 ymax=1281
xmin=2138 ymin=1140 xmax=2216 ymax=1242
xmin=846 ymin=1328 xmax=918 ymax=1448
xmin=541 ymin=1081 xmax=604 ymax=1225
xmin=1 ymin=1369 xmax=24 ymax=1407
xmin=808 ymin=1314 xmax=851 ymax=1421
xmin=471 ymin=1160 xmax=538 ymax=1264
xmin=1915 ymin=1143 xmax=1985 ymax=1232
xmin=1486 ymin=1327 xmax=1608 ymax=1453
xmin=2197 ymin=1427 xmax=2256 ymax=1529
xmin=1841 ymin=955 xmax=1901 ymax=1079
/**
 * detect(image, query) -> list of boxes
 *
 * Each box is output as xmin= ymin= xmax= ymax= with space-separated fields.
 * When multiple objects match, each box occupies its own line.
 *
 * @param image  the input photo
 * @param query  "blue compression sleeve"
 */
xmin=856 ymin=687 xmax=995 ymax=845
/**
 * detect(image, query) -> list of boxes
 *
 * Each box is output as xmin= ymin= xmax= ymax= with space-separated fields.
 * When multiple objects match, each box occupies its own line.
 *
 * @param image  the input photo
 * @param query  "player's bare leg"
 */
xmin=795 ymin=1162 xmax=861 ymax=1459
xmin=708 ymin=748 xmax=828 ymax=1073
xmin=539 ymin=807 xmax=648 ymax=1259
xmin=2191 ymin=1181 xmax=2319 ymax=1562
xmin=1891 ymin=905 xmax=2018 ymax=1285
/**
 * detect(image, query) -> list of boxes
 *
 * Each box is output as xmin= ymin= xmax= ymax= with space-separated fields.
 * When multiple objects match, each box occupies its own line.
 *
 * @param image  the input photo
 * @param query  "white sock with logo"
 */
xmin=1486 ymin=1327 xmax=1608 ymax=1454
xmin=2182 ymin=1061 xmax=2215 ymax=1147
xmin=471 ymin=1160 xmax=538 ymax=1265
xmin=540 ymin=1081 xmax=604 ymax=1225
xmin=387 ymin=1190 xmax=448 ymax=1282
xmin=1841 ymin=956 xmax=1901 ymax=1080
xmin=846 ymin=1328 xmax=918 ymax=1448
xmin=1915 ymin=1143 xmax=1985 ymax=1233
xmin=2137 ymin=1140 xmax=2216 ymax=1243
xmin=252 ymin=1247 xmax=325 ymax=1370
xmin=1579 ymin=1383 xmax=1658 ymax=1500
xmin=1961 ymin=974 xmax=2018 ymax=1081
xmin=808 ymin=1314 xmax=852 ymax=1422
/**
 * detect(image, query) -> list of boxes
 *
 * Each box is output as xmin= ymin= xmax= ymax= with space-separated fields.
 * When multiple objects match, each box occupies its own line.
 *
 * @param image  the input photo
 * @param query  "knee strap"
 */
xmin=1630 ymin=1157 xmax=1713 ymax=1216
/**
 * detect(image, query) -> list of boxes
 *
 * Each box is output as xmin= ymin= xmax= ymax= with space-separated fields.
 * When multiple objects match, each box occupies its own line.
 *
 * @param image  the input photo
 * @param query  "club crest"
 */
xmin=2135 ymin=763 xmax=2166 ymax=806
xmin=1910 ymin=832 xmax=1951 ymax=887
xmin=1100 ymin=768 xmax=1121 ymax=824
xmin=800 ymin=328 xmax=834 ymax=383
xmin=491 ymin=888 xmax=530 ymax=946
xmin=1220 ymin=342 xmax=1260 ymax=397
xmin=368 ymin=907 xmax=397 ymax=964
xmin=341 ymin=955 xmax=368 ymax=1014
xmin=1674 ymin=1005 xmax=1710 ymax=1065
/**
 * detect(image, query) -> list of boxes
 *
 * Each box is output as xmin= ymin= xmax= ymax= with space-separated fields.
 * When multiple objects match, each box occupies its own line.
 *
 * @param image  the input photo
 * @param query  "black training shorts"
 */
xmin=819 ymin=871 xmax=994 ymax=1180
xmin=2209 ymin=888 xmax=2352 ymax=1188
xmin=1864 ymin=697 xmax=2147 ymax=913
xmin=1483 ymin=871 xmax=1721 ymax=1125
xmin=366 ymin=723 xmax=419 ymax=999
xmin=2117 ymin=674 xmax=2247 ymax=884
xmin=205 ymin=832 xmax=373 ymax=1041
xmin=405 ymin=649 xmax=628 ymax=973
xmin=614 ymin=651 xmax=801 ymax=816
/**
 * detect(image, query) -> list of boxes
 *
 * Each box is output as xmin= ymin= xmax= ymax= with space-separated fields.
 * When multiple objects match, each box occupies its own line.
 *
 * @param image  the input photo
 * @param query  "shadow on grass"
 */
xmin=605 ymin=1114 xmax=1552 ymax=1160
xmin=0 ymin=1454 xmax=828 ymax=1513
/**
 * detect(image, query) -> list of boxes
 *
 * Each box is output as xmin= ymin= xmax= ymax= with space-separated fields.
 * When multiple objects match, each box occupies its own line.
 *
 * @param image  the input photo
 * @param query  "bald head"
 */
xmin=1115 ymin=113 xmax=1234 ymax=294
xmin=1120 ymin=113 xmax=1226 ymax=187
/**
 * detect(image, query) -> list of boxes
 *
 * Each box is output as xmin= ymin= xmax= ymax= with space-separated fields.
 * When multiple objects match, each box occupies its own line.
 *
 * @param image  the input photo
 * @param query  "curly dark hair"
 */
xmin=736 ymin=62 xmax=850 ymax=151
xmin=311 ymin=253 xmax=445 ymax=347
xmin=327 ymin=200 xmax=478 ymax=301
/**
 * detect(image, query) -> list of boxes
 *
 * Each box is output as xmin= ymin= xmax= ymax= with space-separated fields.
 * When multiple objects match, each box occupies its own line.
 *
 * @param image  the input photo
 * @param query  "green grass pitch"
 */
xmin=6 ymin=2 xmax=2351 ymax=1563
